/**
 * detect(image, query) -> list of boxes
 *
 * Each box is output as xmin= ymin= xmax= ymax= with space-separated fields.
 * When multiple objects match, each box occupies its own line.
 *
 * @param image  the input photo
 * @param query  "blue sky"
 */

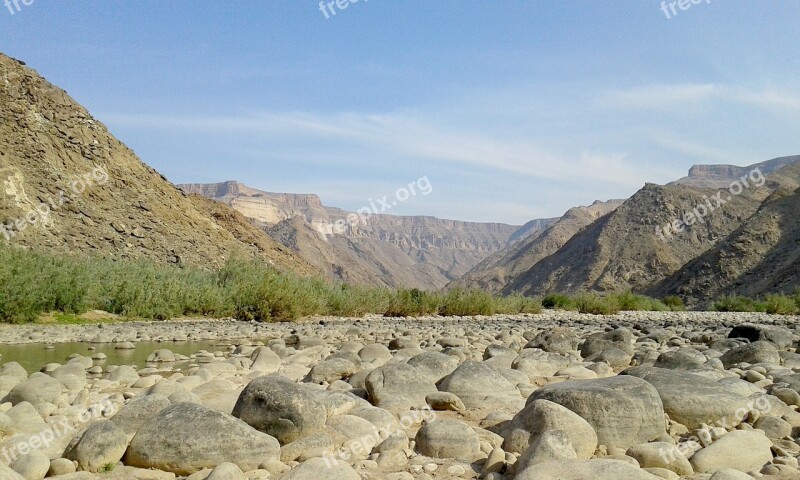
xmin=2 ymin=1 xmax=799 ymax=224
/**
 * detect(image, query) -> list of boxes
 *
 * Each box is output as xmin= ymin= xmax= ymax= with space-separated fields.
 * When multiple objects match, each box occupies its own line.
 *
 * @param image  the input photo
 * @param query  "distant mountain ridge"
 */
xmin=180 ymin=181 xmax=553 ymax=289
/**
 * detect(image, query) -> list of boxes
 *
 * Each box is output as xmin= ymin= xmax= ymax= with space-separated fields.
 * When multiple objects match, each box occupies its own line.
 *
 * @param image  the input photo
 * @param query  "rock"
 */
xmin=590 ymin=347 xmax=633 ymax=369
xmin=232 ymin=375 xmax=327 ymax=445
xmin=512 ymin=349 xmax=571 ymax=378
xmin=753 ymin=415 xmax=792 ymax=439
xmin=621 ymin=367 xmax=750 ymax=429
xmin=415 ymin=420 xmax=480 ymax=461
xmin=689 ymin=430 xmax=773 ymax=473
xmin=281 ymin=432 xmax=334 ymax=463
xmin=358 ymin=345 xmax=393 ymax=365
xmin=105 ymin=366 xmax=140 ymax=386
xmin=425 ymin=392 xmax=465 ymax=411
xmin=9 ymin=450 xmax=51 ymax=480
xmin=110 ymin=394 xmax=171 ymax=440
xmin=528 ymin=328 xmax=580 ymax=354
xmin=281 ymin=458 xmax=361 ymax=479
xmin=530 ymin=376 xmax=666 ymax=450
xmin=307 ymin=359 xmax=358 ymax=384
xmin=626 ymin=442 xmax=693 ymax=475
xmin=406 ymin=352 xmax=459 ymax=383
xmin=48 ymin=458 xmax=77 ymax=476
xmin=728 ymin=324 xmax=795 ymax=349
xmin=709 ymin=469 xmax=758 ymax=480
xmin=719 ymin=341 xmax=781 ymax=368
xmin=365 ymin=363 xmax=437 ymax=411
xmin=653 ymin=350 xmax=706 ymax=371
xmin=4 ymin=373 xmax=63 ymax=406
xmin=580 ymin=328 xmax=635 ymax=357
xmin=438 ymin=361 xmax=523 ymax=411
xmin=64 ymin=420 xmax=128 ymax=473
xmin=249 ymin=347 xmax=281 ymax=374
xmin=0 ymin=464 xmax=26 ymax=480
xmin=503 ymin=399 xmax=598 ymax=458
xmin=517 ymin=430 xmax=577 ymax=471
xmin=206 ymin=463 xmax=246 ymax=480
xmin=127 ymin=402 xmax=280 ymax=475
xmin=146 ymin=349 xmax=176 ymax=362
xmin=516 ymin=459 xmax=662 ymax=480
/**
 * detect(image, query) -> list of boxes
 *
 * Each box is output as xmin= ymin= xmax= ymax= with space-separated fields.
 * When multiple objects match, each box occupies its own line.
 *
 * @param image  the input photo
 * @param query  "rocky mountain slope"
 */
xmin=650 ymin=161 xmax=800 ymax=305
xmin=451 ymin=200 xmax=623 ymax=293
xmin=181 ymin=181 xmax=541 ymax=289
xmin=0 ymin=53 xmax=313 ymax=274
xmin=671 ymin=155 xmax=800 ymax=188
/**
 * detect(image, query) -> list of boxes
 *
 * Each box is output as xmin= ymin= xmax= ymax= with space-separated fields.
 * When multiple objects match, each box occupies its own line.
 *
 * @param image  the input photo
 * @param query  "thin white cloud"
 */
xmin=104 ymin=111 xmax=645 ymax=187
xmin=597 ymin=83 xmax=800 ymax=112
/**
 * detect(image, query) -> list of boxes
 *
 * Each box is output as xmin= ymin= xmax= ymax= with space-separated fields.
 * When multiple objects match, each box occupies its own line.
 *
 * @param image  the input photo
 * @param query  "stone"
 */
xmin=530 ymin=376 xmax=666 ymax=450
xmin=9 ymin=450 xmax=50 ymax=480
xmin=621 ymin=367 xmax=750 ymax=429
xmin=438 ymin=361 xmax=523 ymax=410
xmin=365 ymin=363 xmax=437 ymax=411
xmin=425 ymin=392 xmax=465 ymax=411
xmin=406 ymin=352 xmax=459 ymax=383
xmin=580 ymin=328 xmax=635 ymax=357
xmin=527 ymin=328 xmax=580 ymax=354
xmin=126 ymin=402 xmax=280 ymax=475
xmin=232 ymin=375 xmax=327 ymax=445
xmin=626 ymin=442 xmax=693 ymax=475
xmin=280 ymin=458 xmax=361 ymax=480
xmin=728 ymin=324 xmax=795 ymax=349
xmin=719 ymin=341 xmax=781 ymax=368
xmin=516 ymin=459 xmax=662 ymax=480
xmin=503 ymin=399 xmax=598 ymax=458
xmin=4 ymin=373 xmax=62 ymax=406
xmin=206 ymin=462 xmax=246 ymax=480
xmin=64 ymin=420 xmax=128 ymax=473
xmin=689 ymin=430 xmax=773 ymax=473
xmin=517 ymin=430 xmax=577 ymax=471
xmin=109 ymin=394 xmax=172 ymax=440
xmin=415 ymin=420 xmax=480 ymax=461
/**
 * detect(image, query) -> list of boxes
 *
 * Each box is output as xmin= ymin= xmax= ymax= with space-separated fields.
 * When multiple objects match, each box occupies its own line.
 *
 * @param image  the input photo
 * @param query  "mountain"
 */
xmin=670 ymin=155 xmax=800 ymax=189
xmin=649 ymin=161 xmax=800 ymax=305
xmin=0 ymin=53 xmax=313 ymax=274
xmin=451 ymin=200 xmax=622 ymax=293
xmin=181 ymin=181 xmax=540 ymax=290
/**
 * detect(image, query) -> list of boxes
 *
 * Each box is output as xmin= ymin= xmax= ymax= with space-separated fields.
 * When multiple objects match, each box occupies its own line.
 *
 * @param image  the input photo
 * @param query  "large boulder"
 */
xmin=415 ymin=420 xmax=480 ymax=461
xmin=728 ymin=324 xmax=795 ymax=350
xmin=126 ymin=402 xmax=280 ymax=475
xmin=3 ymin=373 xmax=63 ymax=406
xmin=64 ymin=420 xmax=128 ymax=473
xmin=621 ymin=367 xmax=750 ymax=429
xmin=232 ymin=375 xmax=327 ymax=444
xmin=109 ymin=394 xmax=172 ymax=440
xmin=365 ymin=363 xmax=437 ymax=411
xmin=527 ymin=328 xmax=580 ymax=354
xmin=406 ymin=352 xmax=459 ymax=383
xmin=512 ymin=350 xmax=571 ymax=378
xmin=437 ymin=361 xmax=523 ymax=411
xmin=719 ymin=341 xmax=781 ymax=368
xmin=530 ymin=376 xmax=666 ymax=450
xmin=503 ymin=399 xmax=597 ymax=458
xmin=516 ymin=459 xmax=662 ymax=480
xmin=0 ymin=464 xmax=26 ymax=480
xmin=280 ymin=458 xmax=361 ymax=480
xmin=689 ymin=431 xmax=773 ymax=473
xmin=249 ymin=347 xmax=281 ymax=374
xmin=580 ymin=328 xmax=635 ymax=357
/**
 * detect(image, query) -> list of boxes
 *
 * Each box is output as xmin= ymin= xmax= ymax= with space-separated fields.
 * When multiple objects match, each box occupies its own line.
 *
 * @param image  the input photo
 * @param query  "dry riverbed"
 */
xmin=1 ymin=311 xmax=800 ymax=480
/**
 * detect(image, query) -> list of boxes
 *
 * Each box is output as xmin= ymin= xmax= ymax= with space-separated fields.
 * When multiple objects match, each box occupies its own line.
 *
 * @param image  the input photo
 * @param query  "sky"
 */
xmin=1 ymin=1 xmax=799 ymax=224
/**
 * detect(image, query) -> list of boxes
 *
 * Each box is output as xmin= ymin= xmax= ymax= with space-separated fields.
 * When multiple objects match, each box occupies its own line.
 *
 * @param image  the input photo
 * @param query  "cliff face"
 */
xmin=181 ymin=181 xmax=533 ymax=289
xmin=672 ymin=156 xmax=800 ymax=189
xmin=0 ymin=53 xmax=313 ymax=274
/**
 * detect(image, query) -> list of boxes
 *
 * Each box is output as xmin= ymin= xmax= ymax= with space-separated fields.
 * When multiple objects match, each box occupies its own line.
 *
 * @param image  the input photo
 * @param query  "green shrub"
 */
xmin=438 ymin=288 xmax=495 ymax=316
xmin=384 ymin=288 xmax=441 ymax=317
xmin=541 ymin=294 xmax=574 ymax=310
xmin=574 ymin=293 xmax=621 ymax=315
xmin=713 ymin=295 xmax=756 ymax=312
xmin=661 ymin=295 xmax=686 ymax=311
xmin=760 ymin=294 xmax=798 ymax=315
xmin=494 ymin=293 xmax=543 ymax=315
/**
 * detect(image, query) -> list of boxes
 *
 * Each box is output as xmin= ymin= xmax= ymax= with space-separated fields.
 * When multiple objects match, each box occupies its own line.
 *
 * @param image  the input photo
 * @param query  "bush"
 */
xmin=541 ymin=294 xmax=574 ymax=310
xmin=384 ymin=288 xmax=440 ymax=317
xmin=713 ymin=295 xmax=756 ymax=312
xmin=494 ymin=293 xmax=543 ymax=315
xmin=574 ymin=293 xmax=621 ymax=315
xmin=438 ymin=288 xmax=495 ymax=316
xmin=760 ymin=294 xmax=798 ymax=315
xmin=661 ymin=295 xmax=686 ymax=311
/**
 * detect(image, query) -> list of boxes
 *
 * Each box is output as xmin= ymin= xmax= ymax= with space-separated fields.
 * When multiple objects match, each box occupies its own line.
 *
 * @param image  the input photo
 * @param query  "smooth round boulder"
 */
xmin=126 ymin=402 xmax=280 ymax=475
xmin=438 ymin=361 xmax=523 ymax=411
xmin=530 ymin=376 xmax=666 ymax=450
xmin=689 ymin=430 xmax=773 ymax=474
xmin=365 ymin=363 xmax=437 ymax=411
xmin=9 ymin=450 xmax=50 ymax=480
xmin=415 ymin=420 xmax=480 ymax=461
xmin=719 ymin=341 xmax=781 ymax=368
xmin=4 ymin=373 xmax=62 ymax=406
xmin=64 ymin=420 xmax=128 ymax=473
xmin=503 ymin=399 xmax=598 ymax=458
xmin=516 ymin=459 xmax=662 ymax=480
xmin=232 ymin=375 xmax=327 ymax=445
xmin=281 ymin=457 xmax=361 ymax=480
